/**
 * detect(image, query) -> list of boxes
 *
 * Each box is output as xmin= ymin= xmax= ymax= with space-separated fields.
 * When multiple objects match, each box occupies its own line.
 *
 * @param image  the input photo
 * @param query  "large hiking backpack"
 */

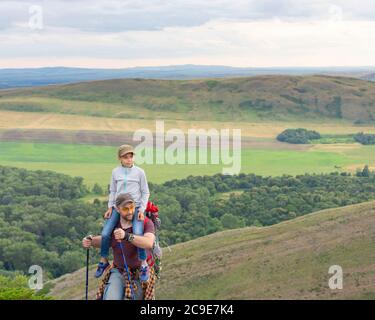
xmin=144 ymin=201 xmax=162 ymax=279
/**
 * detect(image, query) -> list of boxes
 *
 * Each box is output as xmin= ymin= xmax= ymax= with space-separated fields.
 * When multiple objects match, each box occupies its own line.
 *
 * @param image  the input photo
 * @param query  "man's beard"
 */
xmin=121 ymin=214 xmax=133 ymax=221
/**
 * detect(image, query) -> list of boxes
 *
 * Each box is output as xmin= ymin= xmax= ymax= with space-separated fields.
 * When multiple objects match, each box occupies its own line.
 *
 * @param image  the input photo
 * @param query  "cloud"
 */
xmin=0 ymin=0 xmax=374 ymax=67
xmin=1 ymin=17 xmax=374 ymax=68
xmin=1 ymin=0 xmax=375 ymax=32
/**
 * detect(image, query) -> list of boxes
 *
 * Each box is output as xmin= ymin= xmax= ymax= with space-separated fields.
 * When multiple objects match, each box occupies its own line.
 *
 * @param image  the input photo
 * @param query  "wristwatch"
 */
xmin=122 ymin=229 xmax=135 ymax=242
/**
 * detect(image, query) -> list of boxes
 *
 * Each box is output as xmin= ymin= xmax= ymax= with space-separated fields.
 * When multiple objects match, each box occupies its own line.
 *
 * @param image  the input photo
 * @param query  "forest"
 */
xmin=1 ymin=165 xmax=375 ymax=278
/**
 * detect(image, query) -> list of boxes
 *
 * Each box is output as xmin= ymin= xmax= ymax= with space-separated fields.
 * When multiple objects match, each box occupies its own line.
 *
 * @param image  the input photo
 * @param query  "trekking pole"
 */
xmin=85 ymin=235 xmax=92 ymax=301
xmin=118 ymin=242 xmax=135 ymax=300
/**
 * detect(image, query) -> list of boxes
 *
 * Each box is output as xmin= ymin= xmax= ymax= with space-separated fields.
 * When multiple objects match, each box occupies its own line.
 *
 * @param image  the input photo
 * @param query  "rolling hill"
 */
xmin=1 ymin=65 xmax=375 ymax=89
xmin=1 ymin=75 xmax=375 ymax=122
xmin=48 ymin=199 xmax=375 ymax=300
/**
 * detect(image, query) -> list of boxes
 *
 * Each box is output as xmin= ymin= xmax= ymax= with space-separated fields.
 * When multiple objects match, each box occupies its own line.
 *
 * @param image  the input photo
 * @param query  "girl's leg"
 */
xmin=132 ymin=207 xmax=150 ymax=282
xmin=100 ymin=207 xmax=120 ymax=259
xmin=96 ymin=207 xmax=120 ymax=278
xmin=132 ymin=207 xmax=147 ymax=261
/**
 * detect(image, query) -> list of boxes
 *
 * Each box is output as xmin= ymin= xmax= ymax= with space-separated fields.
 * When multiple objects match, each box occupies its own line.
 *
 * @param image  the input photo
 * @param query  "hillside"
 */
xmin=1 ymin=66 xmax=375 ymax=89
xmin=363 ymin=73 xmax=375 ymax=82
xmin=48 ymin=200 xmax=375 ymax=300
xmin=1 ymin=75 xmax=375 ymax=122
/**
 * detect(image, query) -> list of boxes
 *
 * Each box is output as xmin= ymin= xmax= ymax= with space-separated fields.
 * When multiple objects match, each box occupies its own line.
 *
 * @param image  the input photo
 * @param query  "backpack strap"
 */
xmin=142 ymin=216 xmax=155 ymax=266
xmin=143 ymin=216 xmax=149 ymax=226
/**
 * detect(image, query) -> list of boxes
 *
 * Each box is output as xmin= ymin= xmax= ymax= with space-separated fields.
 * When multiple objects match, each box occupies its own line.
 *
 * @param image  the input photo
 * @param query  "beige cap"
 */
xmin=118 ymin=144 xmax=135 ymax=158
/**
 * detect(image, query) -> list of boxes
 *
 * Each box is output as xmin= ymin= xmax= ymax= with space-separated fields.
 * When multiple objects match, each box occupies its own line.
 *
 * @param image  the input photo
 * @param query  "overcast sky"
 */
xmin=0 ymin=0 xmax=374 ymax=68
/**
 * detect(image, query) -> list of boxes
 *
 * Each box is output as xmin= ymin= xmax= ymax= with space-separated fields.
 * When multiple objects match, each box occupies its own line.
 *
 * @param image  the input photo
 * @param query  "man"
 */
xmin=82 ymin=193 xmax=156 ymax=300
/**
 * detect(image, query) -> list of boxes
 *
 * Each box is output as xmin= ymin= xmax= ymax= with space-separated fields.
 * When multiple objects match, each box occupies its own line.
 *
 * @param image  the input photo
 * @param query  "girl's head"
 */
xmin=118 ymin=144 xmax=135 ymax=167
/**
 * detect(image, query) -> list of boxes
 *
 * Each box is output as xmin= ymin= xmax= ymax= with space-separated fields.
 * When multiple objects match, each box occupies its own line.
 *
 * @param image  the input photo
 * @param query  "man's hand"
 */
xmin=82 ymin=236 xmax=92 ymax=249
xmin=104 ymin=207 xmax=113 ymax=219
xmin=138 ymin=210 xmax=145 ymax=221
xmin=114 ymin=228 xmax=125 ymax=242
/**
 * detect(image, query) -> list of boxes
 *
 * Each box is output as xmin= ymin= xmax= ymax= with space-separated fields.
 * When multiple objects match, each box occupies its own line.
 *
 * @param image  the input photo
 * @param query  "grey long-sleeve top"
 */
xmin=108 ymin=164 xmax=150 ymax=212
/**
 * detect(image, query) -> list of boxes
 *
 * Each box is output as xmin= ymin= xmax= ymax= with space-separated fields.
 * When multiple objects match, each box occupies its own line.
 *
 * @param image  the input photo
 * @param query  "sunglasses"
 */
xmin=119 ymin=204 xmax=135 ymax=212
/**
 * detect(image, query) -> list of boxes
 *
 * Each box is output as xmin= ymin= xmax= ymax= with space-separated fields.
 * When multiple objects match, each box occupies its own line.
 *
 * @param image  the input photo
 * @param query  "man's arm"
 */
xmin=113 ymin=229 xmax=155 ymax=249
xmin=132 ymin=232 xmax=155 ymax=249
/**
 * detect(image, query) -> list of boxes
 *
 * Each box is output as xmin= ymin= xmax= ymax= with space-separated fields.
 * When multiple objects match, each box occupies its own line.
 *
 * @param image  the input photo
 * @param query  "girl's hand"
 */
xmin=104 ymin=207 xmax=113 ymax=219
xmin=138 ymin=210 xmax=145 ymax=221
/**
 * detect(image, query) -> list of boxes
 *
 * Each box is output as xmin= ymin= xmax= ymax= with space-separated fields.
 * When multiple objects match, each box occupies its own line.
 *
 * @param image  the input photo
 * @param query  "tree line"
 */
xmin=278 ymin=128 xmax=375 ymax=145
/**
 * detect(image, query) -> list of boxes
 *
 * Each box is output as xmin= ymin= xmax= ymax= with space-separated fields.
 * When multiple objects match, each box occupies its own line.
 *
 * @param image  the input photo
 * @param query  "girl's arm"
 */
xmin=139 ymin=170 xmax=150 ymax=213
xmin=108 ymin=169 xmax=117 ymax=208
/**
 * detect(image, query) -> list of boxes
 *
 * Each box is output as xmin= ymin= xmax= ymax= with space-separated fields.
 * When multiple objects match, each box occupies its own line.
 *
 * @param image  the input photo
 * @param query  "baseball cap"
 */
xmin=118 ymin=144 xmax=135 ymax=158
xmin=115 ymin=193 xmax=135 ymax=208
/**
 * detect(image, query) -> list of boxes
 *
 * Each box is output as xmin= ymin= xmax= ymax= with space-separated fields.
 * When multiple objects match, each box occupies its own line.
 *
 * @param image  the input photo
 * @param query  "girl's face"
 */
xmin=119 ymin=152 xmax=134 ymax=167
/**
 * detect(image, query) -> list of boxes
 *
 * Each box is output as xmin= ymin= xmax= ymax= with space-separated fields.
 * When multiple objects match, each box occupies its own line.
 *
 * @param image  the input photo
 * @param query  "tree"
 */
xmin=220 ymin=213 xmax=245 ymax=229
xmin=362 ymin=165 xmax=370 ymax=177
xmin=92 ymin=183 xmax=104 ymax=195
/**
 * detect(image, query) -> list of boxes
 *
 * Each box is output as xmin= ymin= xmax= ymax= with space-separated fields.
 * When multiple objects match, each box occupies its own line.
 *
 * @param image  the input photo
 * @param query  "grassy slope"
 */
xmin=1 ymin=75 xmax=375 ymax=122
xmin=48 ymin=200 xmax=375 ymax=300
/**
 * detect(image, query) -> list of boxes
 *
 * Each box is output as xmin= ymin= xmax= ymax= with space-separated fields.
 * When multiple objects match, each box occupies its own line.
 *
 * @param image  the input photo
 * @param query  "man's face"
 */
xmin=119 ymin=152 xmax=134 ymax=167
xmin=118 ymin=204 xmax=135 ymax=221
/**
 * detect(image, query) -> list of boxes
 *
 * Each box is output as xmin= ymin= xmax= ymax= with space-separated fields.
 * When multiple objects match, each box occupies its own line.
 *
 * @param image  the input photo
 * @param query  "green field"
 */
xmin=1 ymin=140 xmax=374 ymax=187
xmin=313 ymin=134 xmax=356 ymax=144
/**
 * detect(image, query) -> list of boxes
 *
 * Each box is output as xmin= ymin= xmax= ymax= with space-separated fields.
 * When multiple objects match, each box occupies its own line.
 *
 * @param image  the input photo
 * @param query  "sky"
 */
xmin=0 ymin=0 xmax=374 ymax=68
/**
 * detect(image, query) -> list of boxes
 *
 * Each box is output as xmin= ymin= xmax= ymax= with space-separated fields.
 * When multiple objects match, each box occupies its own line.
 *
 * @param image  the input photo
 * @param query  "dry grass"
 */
xmin=1 ymin=110 xmax=375 ymax=139
xmin=310 ymin=143 xmax=362 ymax=153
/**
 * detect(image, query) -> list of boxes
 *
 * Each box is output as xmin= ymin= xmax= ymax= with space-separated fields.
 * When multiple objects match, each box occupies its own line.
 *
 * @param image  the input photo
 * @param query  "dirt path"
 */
xmin=0 ymin=128 xmax=312 ymax=150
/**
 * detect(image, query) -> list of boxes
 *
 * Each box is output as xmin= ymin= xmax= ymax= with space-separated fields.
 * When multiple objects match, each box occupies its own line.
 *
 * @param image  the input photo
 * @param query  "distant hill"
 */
xmin=1 ymin=75 xmax=375 ymax=122
xmin=362 ymin=73 xmax=375 ymax=82
xmin=1 ymin=65 xmax=375 ymax=89
xmin=48 ymin=200 xmax=375 ymax=300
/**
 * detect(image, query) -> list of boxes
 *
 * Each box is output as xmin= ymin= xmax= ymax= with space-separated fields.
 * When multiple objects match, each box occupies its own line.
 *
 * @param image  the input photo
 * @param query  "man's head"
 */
xmin=118 ymin=144 xmax=135 ymax=167
xmin=115 ymin=193 xmax=135 ymax=221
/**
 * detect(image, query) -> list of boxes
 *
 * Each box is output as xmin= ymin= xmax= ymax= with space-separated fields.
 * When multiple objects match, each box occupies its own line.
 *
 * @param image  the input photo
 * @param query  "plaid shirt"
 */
xmin=96 ymin=263 xmax=157 ymax=300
